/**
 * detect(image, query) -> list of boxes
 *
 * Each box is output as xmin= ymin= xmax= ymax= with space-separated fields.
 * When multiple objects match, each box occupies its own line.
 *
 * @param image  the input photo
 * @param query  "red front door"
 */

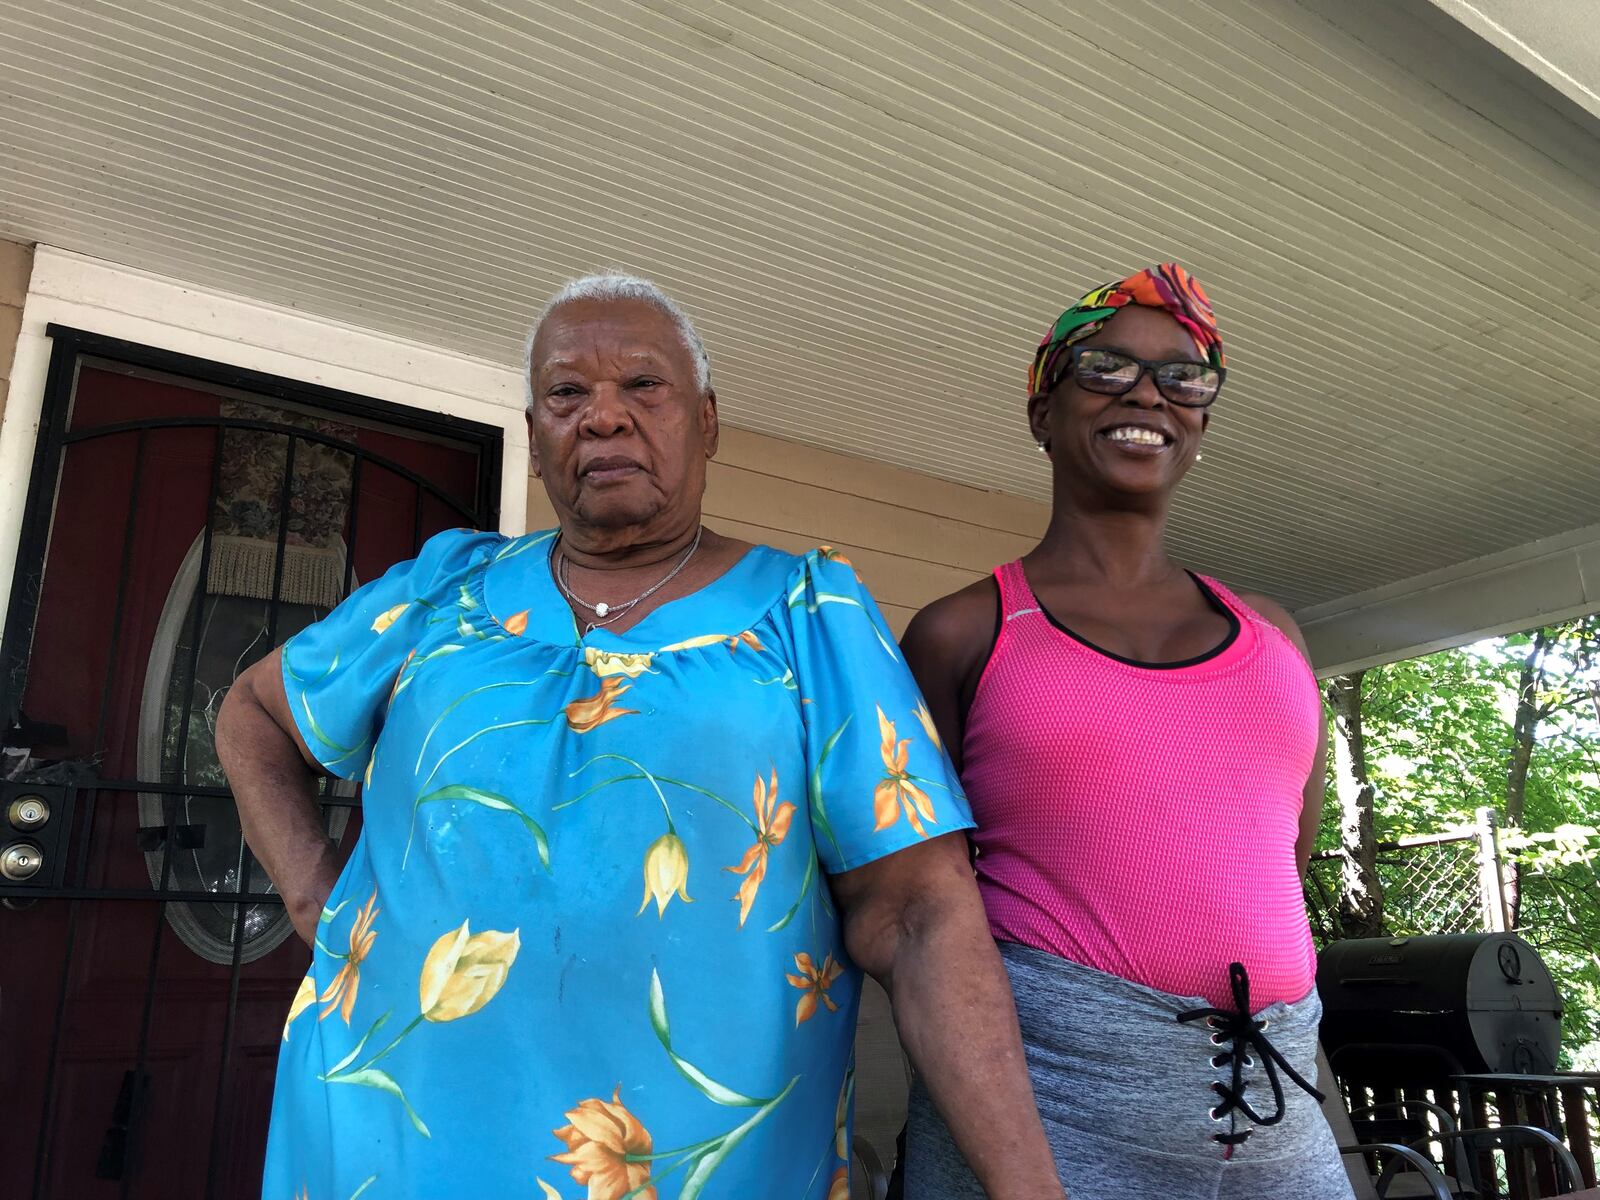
xmin=0 ymin=336 xmax=501 ymax=1200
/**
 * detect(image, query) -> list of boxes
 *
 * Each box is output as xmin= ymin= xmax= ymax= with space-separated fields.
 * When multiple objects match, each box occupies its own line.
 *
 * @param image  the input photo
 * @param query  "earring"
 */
xmin=1195 ymin=452 xmax=1204 ymax=462
xmin=1036 ymin=441 xmax=1048 ymax=452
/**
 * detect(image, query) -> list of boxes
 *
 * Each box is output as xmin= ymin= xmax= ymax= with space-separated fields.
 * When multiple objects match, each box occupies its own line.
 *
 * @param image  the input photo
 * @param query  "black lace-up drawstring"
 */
xmin=1175 ymin=963 xmax=1324 ymax=1149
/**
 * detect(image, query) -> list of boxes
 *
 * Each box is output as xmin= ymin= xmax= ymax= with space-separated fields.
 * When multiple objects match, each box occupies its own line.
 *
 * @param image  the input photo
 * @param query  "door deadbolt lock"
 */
xmin=0 ymin=783 xmax=73 ymax=889
xmin=1 ymin=841 xmax=44 ymax=882
xmin=8 ymin=795 xmax=50 ymax=830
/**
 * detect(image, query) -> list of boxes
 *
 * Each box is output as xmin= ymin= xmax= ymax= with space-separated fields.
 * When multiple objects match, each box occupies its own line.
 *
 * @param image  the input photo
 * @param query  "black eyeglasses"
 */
xmin=1053 ymin=346 xmax=1226 ymax=408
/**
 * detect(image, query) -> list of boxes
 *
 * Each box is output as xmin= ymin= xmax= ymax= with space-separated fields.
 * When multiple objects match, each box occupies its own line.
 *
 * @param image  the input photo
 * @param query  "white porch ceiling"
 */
xmin=2 ymin=0 xmax=1599 ymax=619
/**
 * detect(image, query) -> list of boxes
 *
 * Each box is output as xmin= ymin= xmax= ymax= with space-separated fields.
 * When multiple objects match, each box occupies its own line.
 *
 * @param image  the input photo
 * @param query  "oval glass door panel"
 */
xmin=137 ymin=530 xmax=354 ymax=963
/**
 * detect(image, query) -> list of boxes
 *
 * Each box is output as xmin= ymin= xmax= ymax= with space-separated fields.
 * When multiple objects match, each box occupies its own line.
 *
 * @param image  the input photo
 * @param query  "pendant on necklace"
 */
xmin=595 ymin=602 xmax=610 ymax=617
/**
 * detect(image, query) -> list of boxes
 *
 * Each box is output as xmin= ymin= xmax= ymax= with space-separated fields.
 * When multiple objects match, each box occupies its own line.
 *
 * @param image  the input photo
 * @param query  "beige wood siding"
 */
xmin=0 ymin=240 xmax=32 ymax=425
xmin=526 ymin=425 xmax=1047 ymax=633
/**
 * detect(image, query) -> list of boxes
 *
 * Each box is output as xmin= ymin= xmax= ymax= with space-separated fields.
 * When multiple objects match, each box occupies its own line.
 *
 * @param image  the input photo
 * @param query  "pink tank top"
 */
xmin=963 ymin=561 xmax=1321 ymax=1010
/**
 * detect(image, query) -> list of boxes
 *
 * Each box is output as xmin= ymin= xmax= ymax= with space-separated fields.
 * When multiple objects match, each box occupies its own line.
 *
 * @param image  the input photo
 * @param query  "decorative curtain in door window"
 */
xmin=206 ymin=399 xmax=356 ymax=608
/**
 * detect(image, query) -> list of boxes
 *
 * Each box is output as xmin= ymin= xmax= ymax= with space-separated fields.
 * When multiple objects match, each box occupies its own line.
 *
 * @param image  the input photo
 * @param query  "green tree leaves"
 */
xmin=1314 ymin=614 xmax=1600 ymax=1067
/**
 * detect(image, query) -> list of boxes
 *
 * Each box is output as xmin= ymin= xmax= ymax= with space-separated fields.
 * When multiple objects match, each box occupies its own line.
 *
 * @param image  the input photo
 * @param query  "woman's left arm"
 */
xmin=1298 ymin=708 xmax=1331 ymax=878
xmin=1241 ymin=592 xmax=1329 ymax=878
xmin=830 ymin=834 xmax=1067 ymax=1200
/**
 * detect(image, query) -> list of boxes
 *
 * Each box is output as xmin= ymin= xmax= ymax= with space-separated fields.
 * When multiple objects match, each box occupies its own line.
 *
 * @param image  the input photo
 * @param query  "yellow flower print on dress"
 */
xmin=638 ymin=832 xmax=692 ymax=918
xmin=787 ymin=951 xmax=844 ymax=1025
xmin=550 ymin=1087 xmax=656 ymax=1200
xmin=658 ymin=631 xmax=763 ymax=653
xmin=912 ymin=699 xmax=942 ymax=753
xmin=503 ymin=609 xmax=529 ymax=636
xmin=320 ymin=889 xmax=379 ymax=1024
xmin=370 ymin=603 xmax=408 ymax=634
xmin=546 ymin=970 xmax=798 ymax=1198
xmin=724 ymin=769 xmax=796 ymax=927
xmin=283 ymin=974 xmax=316 ymax=1041
xmin=319 ymin=919 xmax=520 ymax=1138
xmin=583 ymin=646 xmax=655 ymax=678
xmin=828 ymin=1166 xmax=850 ymax=1200
xmin=872 ymin=707 xmax=937 ymax=838
xmin=385 ymin=649 xmax=417 ymax=712
xmin=419 ymin=921 xmax=521 ymax=1022
xmin=565 ymin=677 xmax=637 ymax=733
xmin=817 ymin=545 xmax=863 ymax=582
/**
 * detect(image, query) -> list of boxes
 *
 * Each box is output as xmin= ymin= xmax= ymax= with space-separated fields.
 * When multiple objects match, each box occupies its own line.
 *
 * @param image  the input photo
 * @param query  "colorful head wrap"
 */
xmin=1028 ymin=263 xmax=1225 ymax=397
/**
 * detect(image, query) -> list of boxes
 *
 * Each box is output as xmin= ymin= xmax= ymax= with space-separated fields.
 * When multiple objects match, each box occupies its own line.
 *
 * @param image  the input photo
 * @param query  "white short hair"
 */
xmin=522 ymin=272 xmax=712 ymax=408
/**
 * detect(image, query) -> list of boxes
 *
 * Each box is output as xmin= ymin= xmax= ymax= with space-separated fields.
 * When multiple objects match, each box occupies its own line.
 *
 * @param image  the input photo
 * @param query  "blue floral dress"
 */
xmin=265 ymin=529 xmax=972 ymax=1200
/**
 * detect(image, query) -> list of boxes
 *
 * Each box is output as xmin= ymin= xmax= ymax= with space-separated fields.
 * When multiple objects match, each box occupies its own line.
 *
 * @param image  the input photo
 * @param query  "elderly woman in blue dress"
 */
xmin=217 ymin=274 xmax=1063 ymax=1200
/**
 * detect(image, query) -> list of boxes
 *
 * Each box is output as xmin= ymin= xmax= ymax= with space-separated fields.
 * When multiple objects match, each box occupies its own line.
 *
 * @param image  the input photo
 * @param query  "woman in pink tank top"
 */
xmin=895 ymin=266 xmax=1354 ymax=1200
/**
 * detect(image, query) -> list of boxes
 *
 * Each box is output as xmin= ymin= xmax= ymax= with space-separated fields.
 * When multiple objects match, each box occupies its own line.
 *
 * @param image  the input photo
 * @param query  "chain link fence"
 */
xmin=1305 ymin=808 xmax=1509 ymax=947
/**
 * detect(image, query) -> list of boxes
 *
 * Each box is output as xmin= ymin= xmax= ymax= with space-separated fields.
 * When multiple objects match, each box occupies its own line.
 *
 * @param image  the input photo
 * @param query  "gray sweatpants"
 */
xmin=904 ymin=942 xmax=1355 ymax=1200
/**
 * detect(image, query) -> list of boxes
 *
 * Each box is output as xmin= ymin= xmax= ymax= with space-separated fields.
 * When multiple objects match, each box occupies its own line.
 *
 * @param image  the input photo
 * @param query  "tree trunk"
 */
xmin=1578 ymin=622 xmax=1600 ymax=727
xmin=1505 ymin=630 xmax=1551 ymax=929
xmin=1327 ymin=672 xmax=1384 ymax=937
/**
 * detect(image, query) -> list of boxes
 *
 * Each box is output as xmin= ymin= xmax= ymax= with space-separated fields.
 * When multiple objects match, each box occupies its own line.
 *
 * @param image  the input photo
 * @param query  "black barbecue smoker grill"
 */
xmin=1319 ymin=933 xmax=1589 ymax=1198
xmin=1319 ymin=933 xmax=1563 ymax=1085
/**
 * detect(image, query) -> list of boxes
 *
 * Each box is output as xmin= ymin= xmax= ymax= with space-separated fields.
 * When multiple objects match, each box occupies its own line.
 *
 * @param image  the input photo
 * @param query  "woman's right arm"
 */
xmin=216 ymin=648 xmax=342 ymax=947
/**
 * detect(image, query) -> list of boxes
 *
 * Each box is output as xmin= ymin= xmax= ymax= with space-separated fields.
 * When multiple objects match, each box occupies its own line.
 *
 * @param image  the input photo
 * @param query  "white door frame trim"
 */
xmin=0 ymin=247 xmax=532 ymax=639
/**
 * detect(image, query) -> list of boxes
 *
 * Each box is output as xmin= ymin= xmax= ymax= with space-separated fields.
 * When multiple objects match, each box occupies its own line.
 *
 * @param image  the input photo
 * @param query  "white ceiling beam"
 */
xmin=1425 ymin=0 xmax=1600 ymax=123
xmin=1296 ymin=522 xmax=1600 ymax=677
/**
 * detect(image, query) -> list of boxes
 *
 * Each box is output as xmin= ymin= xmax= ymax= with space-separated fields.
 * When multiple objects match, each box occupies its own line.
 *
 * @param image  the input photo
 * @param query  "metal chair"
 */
xmin=1413 ymin=1126 xmax=1585 ymax=1198
xmin=1349 ymin=1100 xmax=1478 ymax=1198
xmin=1350 ymin=1097 xmax=1585 ymax=1196
xmin=853 ymin=1134 xmax=890 ymax=1200
xmin=1320 ymin=1048 xmax=1456 ymax=1200
xmin=1346 ymin=1145 xmax=1457 ymax=1200
xmin=1319 ymin=1053 xmax=1587 ymax=1198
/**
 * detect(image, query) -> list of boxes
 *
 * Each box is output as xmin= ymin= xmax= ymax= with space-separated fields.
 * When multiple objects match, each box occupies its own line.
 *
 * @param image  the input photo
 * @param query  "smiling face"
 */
xmin=1027 ymin=304 xmax=1210 ymax=503
xmin=527 ymin=297 xmax=718 ymax=537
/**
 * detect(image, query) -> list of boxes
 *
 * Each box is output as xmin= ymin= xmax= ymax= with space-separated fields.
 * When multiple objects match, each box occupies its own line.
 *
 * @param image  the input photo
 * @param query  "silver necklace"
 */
xmin=553 ymin=527 xmax=703 ymax=633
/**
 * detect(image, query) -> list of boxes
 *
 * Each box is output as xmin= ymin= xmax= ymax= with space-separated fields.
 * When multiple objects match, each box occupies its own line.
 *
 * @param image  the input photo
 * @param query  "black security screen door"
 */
xmin=0 ymin=328 xmax=502 ymax=1200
